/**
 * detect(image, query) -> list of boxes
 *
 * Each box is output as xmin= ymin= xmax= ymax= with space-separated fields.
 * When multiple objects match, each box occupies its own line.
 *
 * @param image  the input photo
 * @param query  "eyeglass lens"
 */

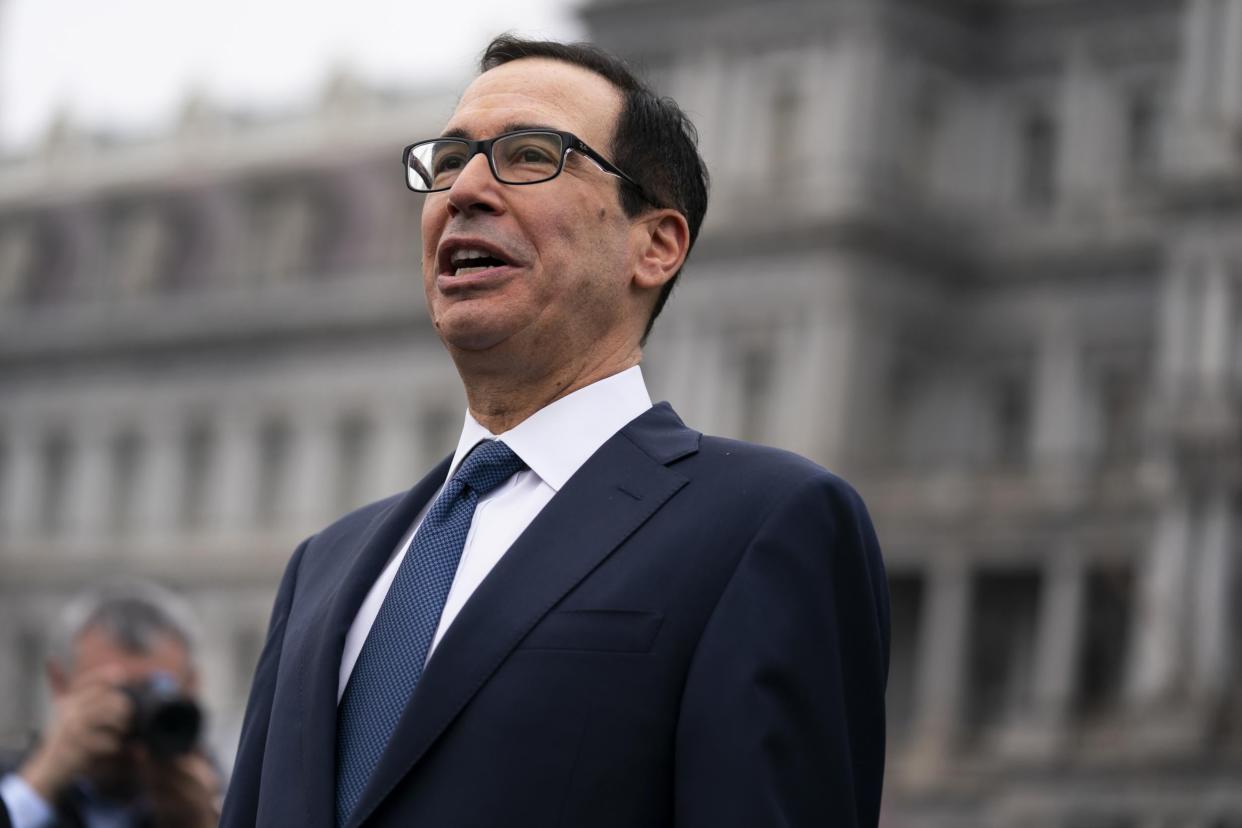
xmin=407 ymin=132 xmax=565 ymax=191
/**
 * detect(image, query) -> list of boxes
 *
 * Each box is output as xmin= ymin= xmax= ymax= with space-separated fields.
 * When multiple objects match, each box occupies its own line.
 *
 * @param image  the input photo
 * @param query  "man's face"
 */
xmin=66 ymin=626 xmax=195 ymax=690
xmin=52 ymin=626 xmax=196 ymax=799
xmin=420 ymin=58 xmax=643 ymax=364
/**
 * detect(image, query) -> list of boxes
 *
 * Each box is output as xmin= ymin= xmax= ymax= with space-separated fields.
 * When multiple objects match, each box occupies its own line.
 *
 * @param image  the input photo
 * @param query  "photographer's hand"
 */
xmin=19 ymin=665 xmax=132 ymax=802
xmin=143 ymin=751 xmax=221 ymax=828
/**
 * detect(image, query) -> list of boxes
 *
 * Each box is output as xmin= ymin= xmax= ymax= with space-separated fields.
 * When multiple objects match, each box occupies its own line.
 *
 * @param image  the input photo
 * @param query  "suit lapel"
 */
xmin=346 ymin=403 xmax=700 ymax=828
xmin=288 ymin=456 xmax=452 ymax=828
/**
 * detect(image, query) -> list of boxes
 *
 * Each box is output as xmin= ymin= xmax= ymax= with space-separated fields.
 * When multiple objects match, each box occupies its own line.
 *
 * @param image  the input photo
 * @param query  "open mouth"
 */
xmin=447 ymin=247 xmax=511 ymax=277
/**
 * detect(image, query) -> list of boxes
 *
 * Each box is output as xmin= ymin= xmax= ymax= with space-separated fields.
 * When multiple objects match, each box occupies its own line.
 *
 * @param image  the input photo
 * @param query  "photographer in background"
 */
xmin=0 ymin=581 xmax=219 ymax=828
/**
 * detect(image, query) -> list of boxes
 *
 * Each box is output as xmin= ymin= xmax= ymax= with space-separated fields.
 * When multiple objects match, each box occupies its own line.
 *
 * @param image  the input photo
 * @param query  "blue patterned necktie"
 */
xmin=335 ymin=439 xmax=527 ymax=826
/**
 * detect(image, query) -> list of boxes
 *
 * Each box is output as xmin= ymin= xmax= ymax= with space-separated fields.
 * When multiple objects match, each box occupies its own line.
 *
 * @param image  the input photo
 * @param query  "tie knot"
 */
xmin=453 ymin=440 xmax=526 ymax=496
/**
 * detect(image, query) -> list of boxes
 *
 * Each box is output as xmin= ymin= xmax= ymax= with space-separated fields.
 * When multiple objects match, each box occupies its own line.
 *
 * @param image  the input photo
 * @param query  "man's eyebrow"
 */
xmin=439 ymin=122 xmax=559 ymax=140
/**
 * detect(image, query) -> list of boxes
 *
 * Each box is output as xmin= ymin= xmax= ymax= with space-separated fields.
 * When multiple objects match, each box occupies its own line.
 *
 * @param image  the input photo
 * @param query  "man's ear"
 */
xmin=632 ymin=209 xmax=691 ymax=292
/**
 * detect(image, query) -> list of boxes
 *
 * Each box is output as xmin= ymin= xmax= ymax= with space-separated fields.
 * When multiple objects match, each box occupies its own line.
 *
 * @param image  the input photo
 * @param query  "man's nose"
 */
xmin=446 ymin=152 xmax=502 ymax=216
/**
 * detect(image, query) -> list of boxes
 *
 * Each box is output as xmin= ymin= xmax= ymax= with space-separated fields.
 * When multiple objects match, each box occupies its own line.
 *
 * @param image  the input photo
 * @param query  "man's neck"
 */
xmin=457 ymin=346 xmax=642 ymax=434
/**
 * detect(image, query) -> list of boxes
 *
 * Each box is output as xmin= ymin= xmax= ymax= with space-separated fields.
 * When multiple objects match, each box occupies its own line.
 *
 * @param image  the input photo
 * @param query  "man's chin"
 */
xmin=435 ymin=317 xmax=519 ymax=355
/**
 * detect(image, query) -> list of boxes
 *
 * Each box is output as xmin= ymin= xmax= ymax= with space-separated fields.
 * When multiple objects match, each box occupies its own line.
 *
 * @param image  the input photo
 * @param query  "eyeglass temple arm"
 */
xmin=568 ymin=144 xmax=659 ymax=208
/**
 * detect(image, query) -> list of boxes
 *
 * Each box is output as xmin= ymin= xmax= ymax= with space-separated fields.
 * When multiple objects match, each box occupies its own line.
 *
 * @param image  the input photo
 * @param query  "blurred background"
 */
xmin=0 ymin=0 xmax=1239 ymax=825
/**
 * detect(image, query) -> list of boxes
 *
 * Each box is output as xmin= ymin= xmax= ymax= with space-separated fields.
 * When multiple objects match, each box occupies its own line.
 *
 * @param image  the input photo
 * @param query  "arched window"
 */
xmin=107 ymin=428 xmax=144 ymax=536
xmin=1074 ymin=563 xmax=1134 ymax=717
xmin=0 ymin=219 xmax=36 ymax=304
xmin=180 ymin=421 xmax=215 ymax=531
xmin=993 ymin=372 xmax=1031 ymax=468
xmin=1019 ymin=108 xmax=1058 ymax=210
xmin=38 ymin=429 xmax=73 ymax=535
xmin=254 ymin=418 xmax=293 ymax=528
xmin=1124 ymin=88 xmax=1160 ymax=184
xmin=420 ymin=404 xmax=460 ymax=466
xmin=770 ymin=70 xmax=803 ymax=189
xmin=966 ymin=569 xmax=1041 ymax=737
xmin=334 ymin=414 xmax=373 ymax=513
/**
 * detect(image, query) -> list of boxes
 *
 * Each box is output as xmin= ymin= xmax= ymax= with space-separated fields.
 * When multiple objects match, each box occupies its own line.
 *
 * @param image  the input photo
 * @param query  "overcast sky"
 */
xmin=0 ymin=0 xmax=583 ymax=151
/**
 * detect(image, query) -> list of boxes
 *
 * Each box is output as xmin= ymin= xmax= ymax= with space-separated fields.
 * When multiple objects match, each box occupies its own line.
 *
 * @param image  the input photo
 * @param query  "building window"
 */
xmin=1233 ymin=495 xmax=1242 ymax=723
xmin=103 ymin=203 xmax=171 ymax=295
xmin=334 ymin=414 xmax=372 ymax=514
xmin=155 ymin=200 xmax=204 ymax=293
xmin=107 ymin=429 xmax=144 ymax=537
xmin=1123 ymin=89 xmax=1160 ymax=184
xmin=737 ymin=337 xmax=775 ymax=442
xmin=0 ymin=220 xmax=36 ymax=304
xmin=994 ymin=373 xmax=1031 ymax=469
xmin=1201 ymin=0 xmax=1229 ymax=115
xmin=249 ymin=188 xmax=315 ymax=282
xmin=966 ymin=569 xmax=1042 ymax=737
xmin=0 ymin=432 xmax=8 ymax=536
xmin=233 ymin=625 xmax=264 ymax=698
xmin=254 ymin=419 xmax=292 ymax=527
xmin=38 ymin=430 xmax=73 ymax=535
xmin=180 ymin=422 xmax=215 ymax=531
xmin=420 ymin=405 xmax=460 ymax=466
xmin=770 ymin=71 xmax=803 ymax=188
xmin=1075 ymin=563 xmax=1134 ymax=717
xmin=907 ymin=86 xmax=943 ymax=193
xmin=22 ymin=218 xmax=73 ymax=306
xmin=1096 ymin=368 xmax=1144 ymax=465
xmin=886 ymin=572 xmax=925 ymax=740
xmin=16 ymin=629 xmax=45 ymax=731
xmin=247 ymin=185 xmax=340 ymax=282
xmin=1019 ymin=109 xmax=1058 ymax=210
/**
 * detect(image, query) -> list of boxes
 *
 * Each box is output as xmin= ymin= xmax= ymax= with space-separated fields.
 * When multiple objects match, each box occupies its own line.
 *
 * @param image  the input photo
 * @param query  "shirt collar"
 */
xmin=447 ymin=365 xmax=652 ymax=492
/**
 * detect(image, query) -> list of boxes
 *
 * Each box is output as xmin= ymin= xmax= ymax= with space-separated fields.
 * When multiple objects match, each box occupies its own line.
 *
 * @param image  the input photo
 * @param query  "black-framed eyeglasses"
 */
xmin=402 ymin=128 xmax=655 ymax=204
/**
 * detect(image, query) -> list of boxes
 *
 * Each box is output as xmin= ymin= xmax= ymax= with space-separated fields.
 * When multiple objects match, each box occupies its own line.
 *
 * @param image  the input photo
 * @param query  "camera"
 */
xmin=122 ymin=673 xmax=202 ymax=757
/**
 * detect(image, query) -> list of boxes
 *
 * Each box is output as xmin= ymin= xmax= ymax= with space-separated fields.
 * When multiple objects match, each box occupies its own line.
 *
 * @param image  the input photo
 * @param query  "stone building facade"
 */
xmin=1 ymin=0 xmax=1240 ymax=824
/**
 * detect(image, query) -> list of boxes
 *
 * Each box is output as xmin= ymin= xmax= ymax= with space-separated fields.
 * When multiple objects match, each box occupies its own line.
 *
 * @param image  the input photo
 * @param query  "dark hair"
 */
xmin=481 ymin=35 xmax=710 ymax=341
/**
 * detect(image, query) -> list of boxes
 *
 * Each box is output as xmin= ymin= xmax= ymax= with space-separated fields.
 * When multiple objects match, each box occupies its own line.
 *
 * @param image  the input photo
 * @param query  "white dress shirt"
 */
xmin=0 ymin=773 xmax=53 ymax=828
xmin=337 ymin=365 xmax=653 ymax=701
xmin=0 ymin=772 xmax=132 ymax=828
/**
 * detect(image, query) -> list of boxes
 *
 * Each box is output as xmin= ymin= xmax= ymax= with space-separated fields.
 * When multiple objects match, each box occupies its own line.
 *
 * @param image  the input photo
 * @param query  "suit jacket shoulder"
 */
xmin=223 ymin=402 xmax=889 ymax=828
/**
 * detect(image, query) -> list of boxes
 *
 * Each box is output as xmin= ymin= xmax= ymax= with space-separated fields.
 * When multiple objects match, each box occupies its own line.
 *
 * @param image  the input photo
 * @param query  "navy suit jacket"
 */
xmin=220 ymin=403 xmax=890 ymax=827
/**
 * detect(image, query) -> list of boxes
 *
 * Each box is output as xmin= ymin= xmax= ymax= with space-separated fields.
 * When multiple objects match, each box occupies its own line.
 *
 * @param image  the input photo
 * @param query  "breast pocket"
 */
xmin=518 ymin=609 xmax=664 ymax=653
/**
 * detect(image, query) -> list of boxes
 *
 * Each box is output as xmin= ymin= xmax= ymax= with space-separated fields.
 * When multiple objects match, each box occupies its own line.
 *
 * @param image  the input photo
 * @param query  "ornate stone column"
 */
xmin=1004 ymin=551 xmax=1084 ymax=757
xmin=1158 ymin=260 xmax=1195 ymax=395
xmin=653 ymin=312 xmax=700 ymax=426
xmin=814 ymin=275 xmax=866 ymax=473
xmin=64 ymin=418 xmax=110 ymax=555
xmin=1031 ymin=309 xmax=1088 ymax=493
xmin=1196 ymin=256 xmax=1234 ymax=392
xmin=1170 ymin=0 xmax=1242 ymax=174
xmin=134 ymin=411 xmax=184 ymax=548
xmin=688 ymin=322 xmax=730 ymax=438
xmin=290 ymin=406 xmax=335 ymax=533
xmin=211 ymin=407 xmax=259 ymax=540
xmin=372 ymin=399 xmax=420 ymax=500
xmin=770 ymin=309 xmax=826 ymax=460
xmin=1058 ymin=43 xmax=1112 ymax=211
xmin=904 ymin=553 xmax=970 ymax=785
xmin=1191 ymin=487 xmax=1236 ymax=702
xmin=0 ymin=417 xmax=40 ymax=549
xmin=1128 ymin=496 xmax=1193 ymax=708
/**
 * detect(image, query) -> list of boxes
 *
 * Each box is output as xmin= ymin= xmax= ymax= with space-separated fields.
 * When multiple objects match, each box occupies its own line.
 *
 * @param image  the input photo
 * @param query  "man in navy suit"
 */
xmin=222 ymin=35 xmax=889 ymax=828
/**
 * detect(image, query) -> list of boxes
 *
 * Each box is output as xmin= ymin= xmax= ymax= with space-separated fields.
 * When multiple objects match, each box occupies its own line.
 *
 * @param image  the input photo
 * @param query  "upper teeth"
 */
xmin=451 ymin=248 xmax=492 ymax=266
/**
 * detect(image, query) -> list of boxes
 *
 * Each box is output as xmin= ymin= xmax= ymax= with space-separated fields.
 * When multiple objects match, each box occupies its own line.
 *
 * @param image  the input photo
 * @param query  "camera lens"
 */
xmin=124 ymin=674 xmax=202 ymax=757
